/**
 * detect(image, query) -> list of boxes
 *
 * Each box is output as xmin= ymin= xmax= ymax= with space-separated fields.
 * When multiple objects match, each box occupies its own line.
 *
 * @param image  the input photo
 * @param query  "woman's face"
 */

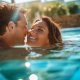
xmin=27 ymin=20 xmax=50 ymax=47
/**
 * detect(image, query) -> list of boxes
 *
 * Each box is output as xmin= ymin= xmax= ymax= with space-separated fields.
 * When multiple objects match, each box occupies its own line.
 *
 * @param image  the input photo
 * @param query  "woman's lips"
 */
xmin=28 ymin=36 xmax=37 ymax=42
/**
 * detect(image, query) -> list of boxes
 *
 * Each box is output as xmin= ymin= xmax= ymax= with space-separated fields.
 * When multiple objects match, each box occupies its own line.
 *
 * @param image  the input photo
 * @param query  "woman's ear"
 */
xmin=6 ymin=21 xmax=16 ymax=32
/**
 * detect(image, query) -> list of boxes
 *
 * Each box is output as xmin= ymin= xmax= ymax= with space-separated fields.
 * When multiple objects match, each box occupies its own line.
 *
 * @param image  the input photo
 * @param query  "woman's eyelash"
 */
xmin=38 ymin=29 xmax=43 ymax=31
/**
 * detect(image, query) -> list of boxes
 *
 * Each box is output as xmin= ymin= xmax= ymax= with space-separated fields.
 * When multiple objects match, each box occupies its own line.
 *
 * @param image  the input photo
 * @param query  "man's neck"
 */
xmin=2 ymin=34 xmax=14 ymax=47
xmin=0 ymin=36 xmax=10 ymax=48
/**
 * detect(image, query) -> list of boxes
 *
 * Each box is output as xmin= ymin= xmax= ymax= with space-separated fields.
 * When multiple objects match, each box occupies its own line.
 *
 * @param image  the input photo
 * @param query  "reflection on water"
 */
xmin=29 ymin=74 xmax=38 ymax=80
xmin=0 ymin=28 xmax=80 ymax=80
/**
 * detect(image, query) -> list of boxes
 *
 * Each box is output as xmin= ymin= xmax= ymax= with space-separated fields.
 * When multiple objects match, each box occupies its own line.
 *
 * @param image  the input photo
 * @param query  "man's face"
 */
xmin=13 ymin=13 xmax=28 ymax=45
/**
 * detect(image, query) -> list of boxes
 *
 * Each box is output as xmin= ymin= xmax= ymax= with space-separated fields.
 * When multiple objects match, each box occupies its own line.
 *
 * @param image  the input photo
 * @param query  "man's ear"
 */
xmin=6 ymin=21 xmax=16 ymax=32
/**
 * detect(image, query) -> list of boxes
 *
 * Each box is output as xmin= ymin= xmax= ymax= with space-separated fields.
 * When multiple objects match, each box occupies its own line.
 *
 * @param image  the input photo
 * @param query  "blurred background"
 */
xmin=0 ymin=0 xmax=80 ymax=28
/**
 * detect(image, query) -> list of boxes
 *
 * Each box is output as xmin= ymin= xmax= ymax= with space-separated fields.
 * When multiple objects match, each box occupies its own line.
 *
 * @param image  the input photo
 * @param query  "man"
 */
xmin=0 ymin=3 xmax=28 ymax=48
xmin=0 ymin=3 xmax=29 ymax=80
xmin=0 ymin=3 xmax=29 ymax=58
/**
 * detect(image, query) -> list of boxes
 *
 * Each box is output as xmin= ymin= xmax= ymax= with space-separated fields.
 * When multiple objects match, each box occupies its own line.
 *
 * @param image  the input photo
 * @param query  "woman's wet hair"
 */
xmin=34 ymin=16 xmax=63 ymax=48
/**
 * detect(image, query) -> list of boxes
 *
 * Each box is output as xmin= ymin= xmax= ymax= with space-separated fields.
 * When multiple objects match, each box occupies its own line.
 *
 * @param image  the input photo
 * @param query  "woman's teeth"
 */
xmin=29 ymin=37 xmax=36 ymax=41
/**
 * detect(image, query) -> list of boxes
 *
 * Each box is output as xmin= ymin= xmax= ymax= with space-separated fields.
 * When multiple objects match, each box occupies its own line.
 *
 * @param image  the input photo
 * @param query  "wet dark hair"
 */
xmin=0 ymin=3 xmax=22 ymax=35
xmin=34 ymin=16 xmax=63 ymax=47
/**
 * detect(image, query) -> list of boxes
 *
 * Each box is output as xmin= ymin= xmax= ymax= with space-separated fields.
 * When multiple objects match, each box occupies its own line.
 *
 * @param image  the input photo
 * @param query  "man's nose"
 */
xmin=25 ymin=27 xmax=28 ymax=34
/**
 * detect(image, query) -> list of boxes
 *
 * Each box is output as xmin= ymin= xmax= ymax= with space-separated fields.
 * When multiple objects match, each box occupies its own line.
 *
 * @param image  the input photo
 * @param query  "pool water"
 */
xmin=0 ymin=27 xmax=80 ymax=80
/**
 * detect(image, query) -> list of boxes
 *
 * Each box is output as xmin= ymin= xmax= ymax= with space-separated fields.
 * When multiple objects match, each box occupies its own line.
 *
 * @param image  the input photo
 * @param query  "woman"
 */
xmin=27 ymin=16 xmax=63 ymax=49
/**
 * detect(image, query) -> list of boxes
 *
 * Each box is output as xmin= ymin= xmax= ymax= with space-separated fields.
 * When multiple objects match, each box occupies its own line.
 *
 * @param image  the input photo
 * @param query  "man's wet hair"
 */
xmin=0 ymin=3 xmax=26 ymax=35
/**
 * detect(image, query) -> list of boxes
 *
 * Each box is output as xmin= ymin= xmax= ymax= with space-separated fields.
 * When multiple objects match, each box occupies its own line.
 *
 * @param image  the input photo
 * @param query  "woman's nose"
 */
xmin=29 ymin=29 xmax=37 ymax=36
xmin=27 ymin=30 xmax=30 ymax=36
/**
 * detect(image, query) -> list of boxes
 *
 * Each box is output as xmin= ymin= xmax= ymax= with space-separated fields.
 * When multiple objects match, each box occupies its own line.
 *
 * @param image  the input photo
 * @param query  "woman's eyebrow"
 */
xmin=37 ymin=26 xmax=45 ymax=29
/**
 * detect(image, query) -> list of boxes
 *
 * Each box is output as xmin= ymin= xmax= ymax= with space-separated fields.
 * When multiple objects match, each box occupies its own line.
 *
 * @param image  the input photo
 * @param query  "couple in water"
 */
xmin=0 ymin=3 xmax=63 ymax=80
xmin=0 ymin=3 xmax=63 ymax=50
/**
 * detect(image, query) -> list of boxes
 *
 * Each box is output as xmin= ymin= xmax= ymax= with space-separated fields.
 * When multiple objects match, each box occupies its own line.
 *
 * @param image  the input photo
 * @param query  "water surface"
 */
xmin=0 ymin=27 xmax=80 ymax=80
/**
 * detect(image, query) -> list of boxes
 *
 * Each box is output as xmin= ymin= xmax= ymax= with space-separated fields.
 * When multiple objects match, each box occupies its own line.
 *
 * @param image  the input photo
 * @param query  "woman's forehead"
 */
xmin=33 ymin=20 xmax=47 ymax=27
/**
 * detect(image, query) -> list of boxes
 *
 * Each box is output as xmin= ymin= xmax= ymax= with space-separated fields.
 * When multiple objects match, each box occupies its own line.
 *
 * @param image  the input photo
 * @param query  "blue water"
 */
xmin=0 ymin=27 xmax=80 ymax=80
